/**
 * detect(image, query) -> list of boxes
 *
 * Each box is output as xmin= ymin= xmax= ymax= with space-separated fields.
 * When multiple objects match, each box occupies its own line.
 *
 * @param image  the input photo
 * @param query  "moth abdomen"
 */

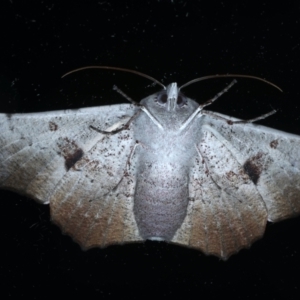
xmin=133 ymin=162 xmax=189 ymax=240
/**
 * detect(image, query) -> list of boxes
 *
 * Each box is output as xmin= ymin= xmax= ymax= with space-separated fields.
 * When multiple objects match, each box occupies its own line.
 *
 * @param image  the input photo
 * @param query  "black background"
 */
xmin=1 ymin=0 xmax=300 ymax=298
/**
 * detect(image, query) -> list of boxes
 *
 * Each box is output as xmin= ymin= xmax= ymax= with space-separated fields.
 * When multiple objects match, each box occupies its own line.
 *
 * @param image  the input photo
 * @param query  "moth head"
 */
xmin=140 ymin=83 xmax=200 ymax=130
xmin=141 ymin=83 xmax=199 ymax=112
xmin=154 ymin=83 xmax=187 ymax=111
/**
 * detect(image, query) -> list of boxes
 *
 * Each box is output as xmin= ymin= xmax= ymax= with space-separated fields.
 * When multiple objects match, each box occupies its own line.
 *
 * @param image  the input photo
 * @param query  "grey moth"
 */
xmin=1 ymin=67 xmax=299 ymax=259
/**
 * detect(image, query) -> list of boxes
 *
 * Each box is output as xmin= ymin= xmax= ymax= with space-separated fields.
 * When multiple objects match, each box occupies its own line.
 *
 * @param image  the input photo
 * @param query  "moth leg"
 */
xmin=179 ymin=80 xmax=237 ymax=132
xmin=202 ymin=109 xmax=276 ymax=125
xmin=113 ymin=85 xmax=139 ymax=105
xmin=113 ymin=85 xmax=164 ymax=130
xmin=90 ymin=109 xmax=141 ymax=135
xmin=200 ymin=79 xmax=237 ymax=109
xmin=107 ymin=141 xmax=140 ymax=194
xmin=231 ymin=109 xmax=276 ymax=124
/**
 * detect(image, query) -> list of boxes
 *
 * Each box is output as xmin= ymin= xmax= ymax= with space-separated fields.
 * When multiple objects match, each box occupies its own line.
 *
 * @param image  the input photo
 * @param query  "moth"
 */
xmin=1 ymin=67 xmax=300 ymax=260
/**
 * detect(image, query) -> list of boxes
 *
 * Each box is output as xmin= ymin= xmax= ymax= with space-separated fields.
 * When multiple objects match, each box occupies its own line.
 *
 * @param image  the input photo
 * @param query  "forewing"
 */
xmin=0 ymin=104 xmax=141 ymax=248
xmin=205 ymin=114 xmax=300 ymax=221
xmin=173 ymin=113 xmax=300 ymax=259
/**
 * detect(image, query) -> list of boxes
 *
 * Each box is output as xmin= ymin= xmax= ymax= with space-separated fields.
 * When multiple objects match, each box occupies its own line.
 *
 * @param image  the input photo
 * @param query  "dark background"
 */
xmin=1 ymin=0 xmax=300 ymax=298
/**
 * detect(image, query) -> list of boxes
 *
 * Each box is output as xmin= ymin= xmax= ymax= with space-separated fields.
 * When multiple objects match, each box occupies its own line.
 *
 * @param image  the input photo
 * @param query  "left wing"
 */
xmin=0 ymin=104 xmax=142 ymax=248
xmin=173 ymin=112 xmax=300 ymax=259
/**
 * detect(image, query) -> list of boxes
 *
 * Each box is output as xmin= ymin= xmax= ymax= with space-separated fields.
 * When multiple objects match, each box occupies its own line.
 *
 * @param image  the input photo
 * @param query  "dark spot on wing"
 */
xmin=65 ymin=148 xmax=84 ymax=170
xmin=243 ymin=152 xmax=264 ymax=185
xmin=49 ymin=121 xmax=58 ymax=131
xmin=270 ymin=139 xmax=279 ymax=149
xmin=57 ymin=137 xmax=84 ymax=171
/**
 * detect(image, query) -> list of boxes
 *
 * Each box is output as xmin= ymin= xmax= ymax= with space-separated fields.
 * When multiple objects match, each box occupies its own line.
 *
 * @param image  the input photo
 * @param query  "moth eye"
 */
xmin=177 ymin=95 xmax=187 ymax=107
xmin=155 ymin=93 xmax=168 ymax=106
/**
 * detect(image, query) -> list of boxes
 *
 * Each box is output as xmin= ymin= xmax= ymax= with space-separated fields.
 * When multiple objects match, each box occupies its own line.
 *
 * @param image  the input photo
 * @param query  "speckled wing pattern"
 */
xmin=2 ymin=102 xmax=300 ymax=259
xmin=172 ymin=113 xmax=300 ymax=259
xmin=0 ymin=104 xmax=142 ymax=248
